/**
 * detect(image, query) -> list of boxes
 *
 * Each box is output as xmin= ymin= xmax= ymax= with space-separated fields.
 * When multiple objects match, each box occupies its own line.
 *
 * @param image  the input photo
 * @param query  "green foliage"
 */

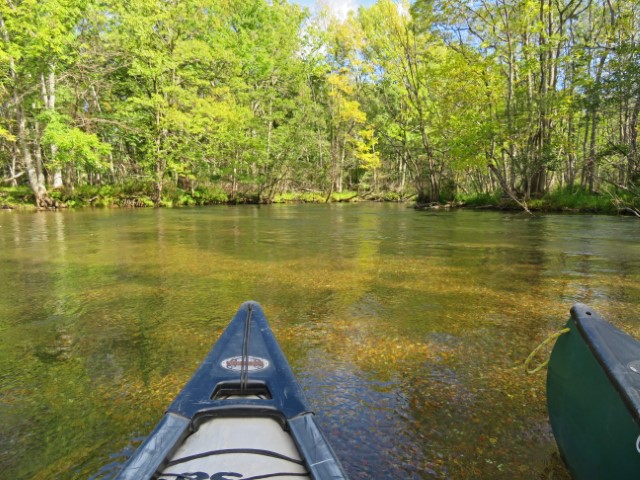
xmin=330 ymin=190 xmax=360 ymax=202
xmin=160 ymin=182 xmax=228 ymax=206
xmin=49 ymin=183 xmax=156 ymax=208
xmin=456 ymin=191 xmax=503 ymax=207
xmin=273 ymin=190 xmax=361 ymax=203
xmin=0 ymin=127 xmax=15 ymax=142
xmin=534 ymin=188 xmax=617 ymax=213
xmin=2 ymin=0 xmax=640 ymax=211
xmin=456 ymin=188 xmax=618 ymax=213
xmin=190 ymin=186 xmax=229 ymax=205
xmin=274 ymin=191 xmax=326 ymax=203
xmin=40 ymin=113 xmax=111 ymax=170
xmin=0 ymin=186 xmax=36 ymax=208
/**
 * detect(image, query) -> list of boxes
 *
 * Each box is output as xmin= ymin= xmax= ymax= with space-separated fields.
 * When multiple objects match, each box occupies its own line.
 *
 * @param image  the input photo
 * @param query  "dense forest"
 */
xmin=1 ymin=0 xmax=640 ymax=212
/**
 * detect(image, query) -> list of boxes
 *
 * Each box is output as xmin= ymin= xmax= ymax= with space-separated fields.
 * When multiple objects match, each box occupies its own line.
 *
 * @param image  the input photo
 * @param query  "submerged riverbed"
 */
xmin=1 ymin=204 xmax=640 ymax=479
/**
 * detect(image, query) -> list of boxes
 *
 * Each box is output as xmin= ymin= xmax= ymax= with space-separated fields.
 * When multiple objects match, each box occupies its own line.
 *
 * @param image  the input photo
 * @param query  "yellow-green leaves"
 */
xmin=0 ymin=126 xmax=15 ymax=142
xmin=353 ymin=128 xmax=381 ymax=171
xmin=40 ymin=113 xmax=111 ymax=170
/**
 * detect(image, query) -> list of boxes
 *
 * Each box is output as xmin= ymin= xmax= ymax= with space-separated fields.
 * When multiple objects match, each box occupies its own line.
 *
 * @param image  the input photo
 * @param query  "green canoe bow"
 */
xmin=547 ymin=303 xmax=640 ymax=480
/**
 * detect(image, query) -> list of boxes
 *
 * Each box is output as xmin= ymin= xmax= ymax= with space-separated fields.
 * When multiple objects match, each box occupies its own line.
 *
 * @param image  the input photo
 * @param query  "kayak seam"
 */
xmin=241 ymin=304 xmax=253 ymax=394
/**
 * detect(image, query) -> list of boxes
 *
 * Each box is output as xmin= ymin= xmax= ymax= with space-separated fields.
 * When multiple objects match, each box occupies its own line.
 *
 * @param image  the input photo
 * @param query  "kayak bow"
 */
xmin=116 ymin=301 xmax=348 ymax=480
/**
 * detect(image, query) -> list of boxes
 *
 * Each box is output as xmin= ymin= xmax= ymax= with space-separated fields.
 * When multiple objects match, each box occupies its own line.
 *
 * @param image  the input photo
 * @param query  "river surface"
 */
xmin=2 ymin=204 xmax=640 ymax=479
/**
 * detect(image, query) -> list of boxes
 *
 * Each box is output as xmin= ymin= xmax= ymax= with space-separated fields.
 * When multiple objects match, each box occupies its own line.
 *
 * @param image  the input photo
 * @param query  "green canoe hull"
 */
xmin=547 ymin=304 xmax=640 ymax=480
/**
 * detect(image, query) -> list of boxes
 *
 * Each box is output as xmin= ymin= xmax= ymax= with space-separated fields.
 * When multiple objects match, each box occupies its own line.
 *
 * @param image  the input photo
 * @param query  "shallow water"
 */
xmin=1 ymin=204 xmax=639 ymax=479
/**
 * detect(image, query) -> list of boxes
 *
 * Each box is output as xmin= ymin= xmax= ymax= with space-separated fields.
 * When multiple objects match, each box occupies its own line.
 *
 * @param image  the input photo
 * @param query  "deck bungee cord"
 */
xmin=165 ymin=448 xmax=307 ymax=468
xmin=159 ymin=473 xmax=309 ymax=480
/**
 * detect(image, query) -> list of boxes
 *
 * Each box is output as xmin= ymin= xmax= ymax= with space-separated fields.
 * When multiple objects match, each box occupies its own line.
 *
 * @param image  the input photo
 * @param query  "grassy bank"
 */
xmin=0 ymin=186 xmax=37 ymax=211
xmin=2 ymin=184 xmax=638 ymax=215
xmin=0 ymin=183 xmax=410 ymax=210
xmin=455 ymin=187 xmax=638 ymax=215
xmin=0 ymin=183 xmax=230 ymax=210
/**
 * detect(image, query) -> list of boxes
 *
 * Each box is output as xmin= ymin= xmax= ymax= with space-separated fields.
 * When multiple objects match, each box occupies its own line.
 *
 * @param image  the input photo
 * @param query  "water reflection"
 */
xmin=1 ymin=206 xmax=640 ymax=479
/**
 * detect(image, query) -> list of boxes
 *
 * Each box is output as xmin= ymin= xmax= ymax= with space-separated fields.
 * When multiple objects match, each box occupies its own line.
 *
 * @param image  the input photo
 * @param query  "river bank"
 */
xmin=1 ymin=184 xmax=637 ymax=216
xmin=0 ymin=184 xmax=408 ymax=211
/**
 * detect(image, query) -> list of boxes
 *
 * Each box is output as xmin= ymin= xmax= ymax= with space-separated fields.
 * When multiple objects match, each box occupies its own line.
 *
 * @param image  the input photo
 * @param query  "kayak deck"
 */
xmin=160 ymin=416 xmax=310 ymax=479
xmin=116 ymin=301 xmax=347 ymax=480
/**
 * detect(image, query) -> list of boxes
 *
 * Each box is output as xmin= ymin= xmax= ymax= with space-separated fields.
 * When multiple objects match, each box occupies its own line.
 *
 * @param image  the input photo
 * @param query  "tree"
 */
xmin=0 ymin=0 xmax=111 ymax=206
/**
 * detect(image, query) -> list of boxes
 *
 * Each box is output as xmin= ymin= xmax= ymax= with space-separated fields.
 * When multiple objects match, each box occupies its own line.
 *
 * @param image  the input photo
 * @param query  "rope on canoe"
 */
xmin=524 ymin=327 xmax=570 ymax=375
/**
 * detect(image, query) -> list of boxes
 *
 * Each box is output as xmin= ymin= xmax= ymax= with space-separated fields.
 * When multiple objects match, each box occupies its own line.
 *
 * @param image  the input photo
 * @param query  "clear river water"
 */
xmin=2 ymin=204 xmax=640 ymax=479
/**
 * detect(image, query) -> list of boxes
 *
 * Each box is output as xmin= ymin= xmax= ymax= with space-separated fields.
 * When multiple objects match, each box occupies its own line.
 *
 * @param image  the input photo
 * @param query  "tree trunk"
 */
xmin=628 ymin=95 xmax=640 ymax=184
xmin=1 ymin=11 xmax=53 ymax=207
xmin=488 ymin=151 xmax=531 ymax=214
xmin=583 ymin=29 xmax=609 ymax=192
xmin=586 ymin=95 xmax=600 ymax=193
xmin=10 ymin=143 xmax=18 ymax=187
xmin=41 ymin=69 xmax=63 ymax=189
xmin=337 ymin=135 xmax=347 ymax=193
xmin=566 ymin=107 xmax=576 ymax=188
xmin=17 ymin=105 xmax=49 ymax=207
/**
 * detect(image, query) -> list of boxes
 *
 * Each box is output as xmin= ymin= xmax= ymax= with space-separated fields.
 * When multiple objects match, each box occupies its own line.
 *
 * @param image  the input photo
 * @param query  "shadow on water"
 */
xmin=2 ymin=205 xmax=640 ymax=478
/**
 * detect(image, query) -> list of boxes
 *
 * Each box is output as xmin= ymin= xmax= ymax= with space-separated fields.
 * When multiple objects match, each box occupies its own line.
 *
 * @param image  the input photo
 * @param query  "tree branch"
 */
xmin=1 ymin=171 xmax=24 ymax=183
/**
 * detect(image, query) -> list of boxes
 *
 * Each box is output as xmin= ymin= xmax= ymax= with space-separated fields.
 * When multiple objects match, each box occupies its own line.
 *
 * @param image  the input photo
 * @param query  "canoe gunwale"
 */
xmin=570 ymin=303 xmax=640 ymax=426
xmin=115 ymin=412 xmax=191 ymax=480
xmin=546 ymin=303 xmax=640 ymax=479
xmin=289 ymin=413 xmax=350 ymax=479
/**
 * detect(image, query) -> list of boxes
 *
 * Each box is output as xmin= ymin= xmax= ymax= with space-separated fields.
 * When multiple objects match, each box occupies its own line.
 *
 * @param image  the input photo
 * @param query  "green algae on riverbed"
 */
xmin=1 ymin=205 xmax=640 ymax=478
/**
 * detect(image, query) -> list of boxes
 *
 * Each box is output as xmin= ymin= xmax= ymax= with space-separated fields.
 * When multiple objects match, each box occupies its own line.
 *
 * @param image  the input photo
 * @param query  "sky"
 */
xmin=292 ymin=0 xmax=379 ymax=19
